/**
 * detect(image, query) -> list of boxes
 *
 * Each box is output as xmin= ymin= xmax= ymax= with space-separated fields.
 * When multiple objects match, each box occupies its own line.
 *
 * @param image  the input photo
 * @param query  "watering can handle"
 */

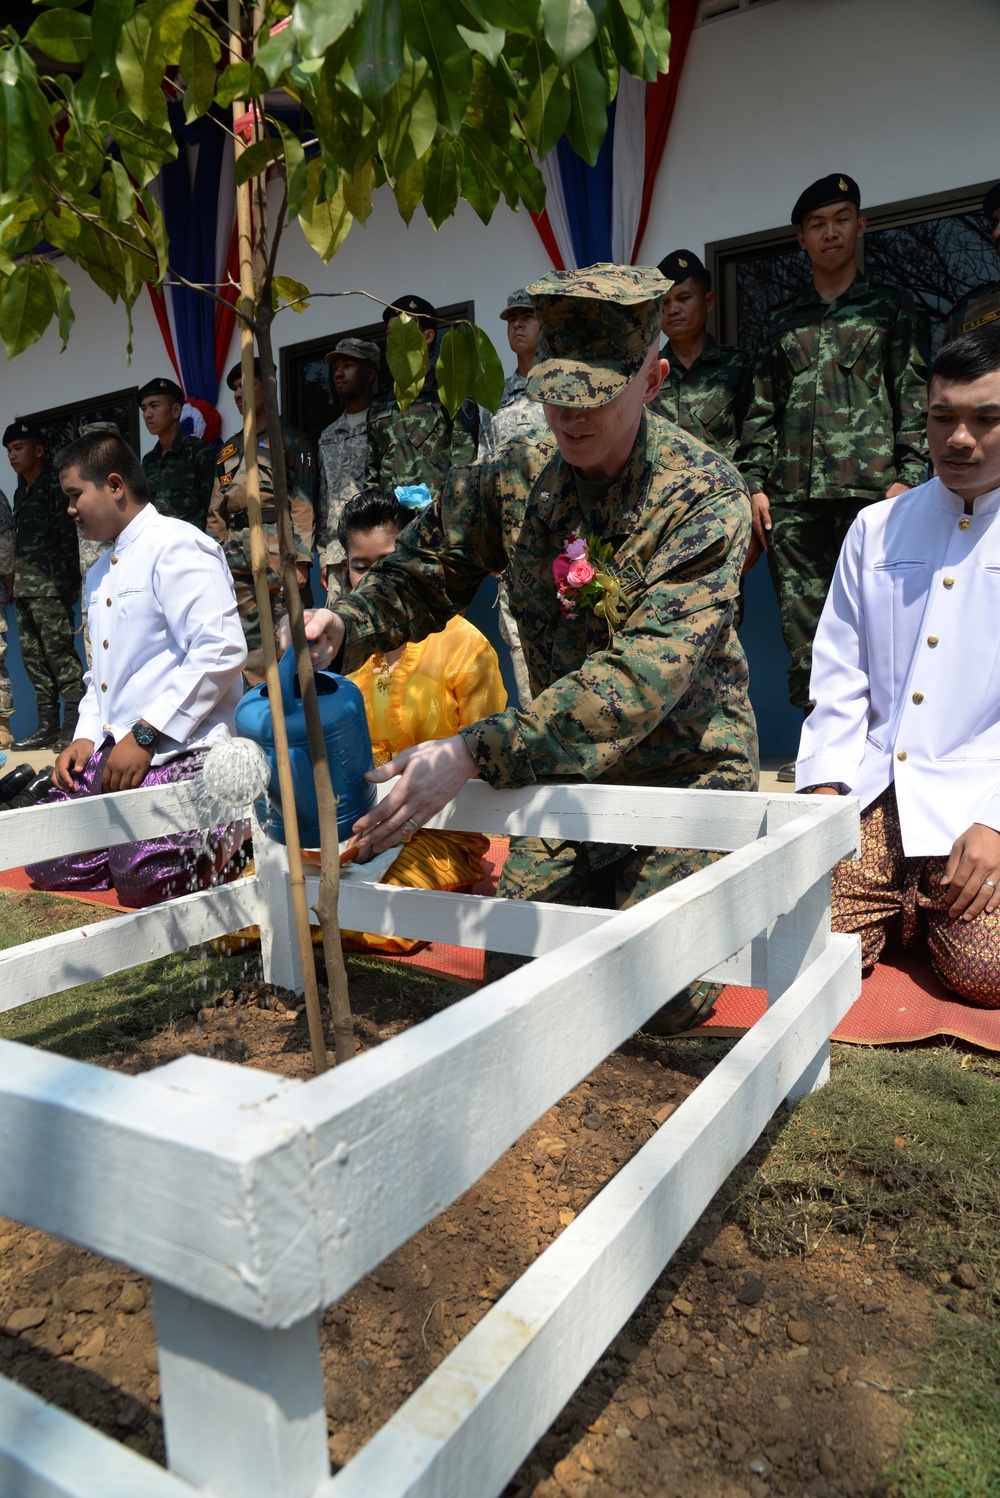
xmin=278 ymin=643 xmax=298 ymax=715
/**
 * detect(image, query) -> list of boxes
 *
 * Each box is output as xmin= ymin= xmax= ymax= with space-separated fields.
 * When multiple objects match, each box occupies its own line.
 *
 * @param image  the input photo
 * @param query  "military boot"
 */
xmin=51 ymin=701 xmax=80 ymax=752
xmin=11 ymin=702 xmax=60 ymax=751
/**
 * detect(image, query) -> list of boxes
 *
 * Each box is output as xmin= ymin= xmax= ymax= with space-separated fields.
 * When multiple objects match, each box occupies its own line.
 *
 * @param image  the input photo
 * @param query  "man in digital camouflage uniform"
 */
xmin=736 ymin=173 xmax=929 ymax=746
xmin=477 ymin=289 xmax=549 ymax=708
xmin=652 ymin=250 xmax=752 ymax=462
xmin=298 ymin=265 xmax=759 ymax=1033
xmin=208 ymin=357 xmax=315 ymax=684
xmin=946 ymin=181 xmax=1000 ymax=343
xmin=0 ymin=484 xmax=13 ymax=747
xmin=316 ymin=337 xmax=380 ymax=607
xmin=365 ymin=293 xmax=478 ymax=491
xmin=4 ymin=421 xmax=83 ymax=750
xmin=139 ymin=376 xmax=216 ymax=529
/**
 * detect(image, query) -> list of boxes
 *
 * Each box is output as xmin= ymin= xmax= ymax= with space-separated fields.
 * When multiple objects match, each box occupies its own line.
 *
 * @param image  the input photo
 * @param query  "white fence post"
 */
xmin=153 ymin=1283 xmax=328 ymax=1498
xmin=252 ymin=807 xmax=304 ymax=994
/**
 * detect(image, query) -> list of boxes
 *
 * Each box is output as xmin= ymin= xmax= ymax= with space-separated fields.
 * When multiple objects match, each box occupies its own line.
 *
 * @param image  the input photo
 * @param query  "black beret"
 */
xmin=656 ymin=249 xmax=710 ymax=288
xmin=226 ymin=356 xmax=262 ymax=390
xmin=3 ymin=420 xmax=44 ymax=447
xmin=983 ymin=182 xmax=1000 ymax=222
xmin=137 ymin=376 xmax=184 ymax=403
xmin=382 ymin=294 xmax=436 ymax=325
xmin=791 ymin=173 xmax=861 ymax=226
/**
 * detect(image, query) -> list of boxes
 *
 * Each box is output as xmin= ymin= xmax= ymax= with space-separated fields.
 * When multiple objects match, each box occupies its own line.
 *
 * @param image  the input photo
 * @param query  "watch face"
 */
xmin=133 ymin=722 xmax=158 ymax=749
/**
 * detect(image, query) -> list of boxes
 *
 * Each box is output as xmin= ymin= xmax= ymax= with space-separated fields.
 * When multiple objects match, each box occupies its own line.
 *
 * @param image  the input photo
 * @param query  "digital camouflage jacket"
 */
xmin=364 ymin=372 xmax=478 ymax=491
xmin=142 ymin=429 xmax=217 ymax=529
xmin=652 ymin=336 xmax=752 ymax=460
xmin=736 ymin=276 xmax=929 ymax=504
xmin=946 ymin=278 xmax=1000 ymax=342
xmin=336 ymin=410 xmax=758 ymax=793
xmin=12 ymin=467 xmax=79 ymax=598
xmin=207 ymin=423 xmax=315 ymax=602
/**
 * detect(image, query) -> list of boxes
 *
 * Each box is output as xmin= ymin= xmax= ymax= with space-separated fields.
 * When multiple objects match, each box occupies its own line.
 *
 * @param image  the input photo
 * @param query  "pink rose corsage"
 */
xmin=552 ymin=530 xmax=630 ymax=636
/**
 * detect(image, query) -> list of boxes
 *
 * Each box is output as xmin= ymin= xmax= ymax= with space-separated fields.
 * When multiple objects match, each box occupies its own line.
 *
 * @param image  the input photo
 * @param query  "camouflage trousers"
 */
xmin=15 ymin=596 xmax=84 ymax=707
xmin=766 ymin=499 xmax=874 ymax=711
xmin=0 ymin=595 xmax=11 ymax=717
xmin=485 ymin=837 xmax=724 ymax=1026
xmin=497 ymin=582 xmax=531 ymax=708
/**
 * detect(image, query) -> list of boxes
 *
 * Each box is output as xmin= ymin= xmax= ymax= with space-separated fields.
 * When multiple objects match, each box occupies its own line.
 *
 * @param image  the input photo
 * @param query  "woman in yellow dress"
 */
xmin=338 ymin=487 xmax=507 ymax=952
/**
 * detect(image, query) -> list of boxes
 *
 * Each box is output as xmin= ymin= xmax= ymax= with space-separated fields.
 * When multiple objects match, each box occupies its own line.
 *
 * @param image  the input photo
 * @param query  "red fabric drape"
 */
xmin=632 ymin=0 xmax=698 ymax=263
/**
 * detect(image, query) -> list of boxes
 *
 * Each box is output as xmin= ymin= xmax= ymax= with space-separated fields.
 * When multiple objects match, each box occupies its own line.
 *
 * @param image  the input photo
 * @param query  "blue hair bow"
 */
xmin=394 ymin=483 xmax=433 ymax=511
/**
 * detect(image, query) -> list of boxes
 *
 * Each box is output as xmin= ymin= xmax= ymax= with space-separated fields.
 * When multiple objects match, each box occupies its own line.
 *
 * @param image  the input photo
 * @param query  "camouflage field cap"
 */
xmin=324 ymin=337 xmax=381 ymax=368
xmin=525 ymin=264 xmax=671 ymax=408
xmin=500 ymin=289 xmax=534 ymax=320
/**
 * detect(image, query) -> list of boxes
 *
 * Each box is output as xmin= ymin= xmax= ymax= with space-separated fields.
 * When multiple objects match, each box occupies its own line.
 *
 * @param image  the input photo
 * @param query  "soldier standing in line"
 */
xmin=316 ymin=338 xmax=380 ymax=607
xmin=477 ymin=289 xmax=549 ymax=709
xmin=946 ymin=181 xmax=1000 ymax=341
xmin=207 ymin=357 xmax=315 ymax=684
xmin=365 ymin=294 xmax=478 ymax=491
xmin=735 ymin=173 xmax=929 ymax=771
xmin=293 ymin=265 xmax=758 ymax=1035
xmin=0 ymin=485 xmax=13 ymax=748
xmin=139 ymin=377 xmax=217 ymax=529
xmin=4 ymin=421 xmax=84 ymax=751
xmin=652 ymin=250 xmax=752 ymax=461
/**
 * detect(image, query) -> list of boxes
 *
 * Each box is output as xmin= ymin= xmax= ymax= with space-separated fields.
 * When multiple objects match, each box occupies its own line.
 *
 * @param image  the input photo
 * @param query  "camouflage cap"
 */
xmin=500 ymin=289 xmax=534 ymax=320
xmin=137 ymin=376 xmax=184 ymax=403
xmin=525 ymin=263 xmax=670 ymax=408
xmin=791 ymin=173 xmax=861 ymax=225
xmin=3 ymin=420 xmax=44 ymax=447
xmin=983 ymin=181 xmax=1000 ymax=222
xmin=324 ymin=337 xmax=381 ymax=368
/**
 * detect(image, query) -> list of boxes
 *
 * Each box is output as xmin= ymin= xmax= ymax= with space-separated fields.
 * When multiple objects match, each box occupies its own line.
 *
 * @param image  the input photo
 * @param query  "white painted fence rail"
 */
xmin=0 ymin=780 xmax=861 ymax=1498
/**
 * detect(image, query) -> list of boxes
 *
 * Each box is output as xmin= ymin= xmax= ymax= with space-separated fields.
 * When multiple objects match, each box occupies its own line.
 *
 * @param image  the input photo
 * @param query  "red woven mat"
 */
xmin=0 ymin=864 xmax=129 ymax=911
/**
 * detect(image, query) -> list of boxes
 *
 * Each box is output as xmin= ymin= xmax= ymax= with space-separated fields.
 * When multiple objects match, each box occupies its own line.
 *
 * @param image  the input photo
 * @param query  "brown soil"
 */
xmin=0 ymin=971 xmax=954 ymax=1497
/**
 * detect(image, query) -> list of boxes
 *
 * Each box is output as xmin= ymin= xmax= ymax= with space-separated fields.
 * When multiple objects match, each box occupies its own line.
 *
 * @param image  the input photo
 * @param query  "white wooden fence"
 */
xmin=0 ymin=779 xmax=860 ymax=1498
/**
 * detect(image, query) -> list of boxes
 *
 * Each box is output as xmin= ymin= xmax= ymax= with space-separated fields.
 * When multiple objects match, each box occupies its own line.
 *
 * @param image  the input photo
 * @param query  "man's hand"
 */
xmin=294 ymin=561 xmax=310 ymax=590
xmin=53 ymin=738 xmax=95 ymax=791
xmin=351 ymin=736 xmax=478 ymax=855
xmin=808 ymin=787 xmax=841 ymax=795
xmin=741 ymin=530 xmax=764 ymax=575
xmin=885 ymin=482 xmax=910 ymax=500
xmin=940 ymin=823 xmax=1000 ymax=920
xmin=750 ymin=491 xmax=772 ymax=550
xmin=277 ymin=607 xmax=345 ymax=669
xmin=102 ymin=732 xmax=153 ymax=792
xmin=320 ymin=564 xmax=329 ymax=592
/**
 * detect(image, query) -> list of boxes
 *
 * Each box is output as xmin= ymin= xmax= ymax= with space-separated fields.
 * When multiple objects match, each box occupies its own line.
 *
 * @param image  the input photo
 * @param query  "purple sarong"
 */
xmin=26 ymin=740 xmax=250 ymax=908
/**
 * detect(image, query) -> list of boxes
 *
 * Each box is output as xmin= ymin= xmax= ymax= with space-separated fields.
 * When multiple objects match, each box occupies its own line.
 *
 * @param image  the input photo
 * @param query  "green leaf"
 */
xmin=99 ymin=157 xmax=134 ymax=221
xmin=386 ymin=310 xmax=428 ymax=411
xmin=436 ymin=321 xmax=504 ymax=415
xmin=23 ymin=9 xmax=92 ymax=63
xmin=542 ymin=0 xmax=602 ymax=68
xmin=235 ymin=137 xmax=277 ymax=187
xmin=91 ymin=0 xmax=134 ymax=74
xmin=40 ymin=203 xmax=81 ymax=256
xmin=563 ymin=41 xmax=609 ymax=165
xmin=107 ymin=109 xmax=177 ymax=185
xmin=254 ymin=22 xmax=297 ymax=86
xmin=400 ymin=0 xmax=472 ymax=135
xmin=145 ymin=0 xmax=198 ymax=65
xmin=136 ymin=186 xmax=169 ymax=277
xmin=446 ymin=0 xmax=505 ymax=64
xmin=291 ymin=0 xmax=364 ymax=58
xmin=276 ymin=121 xmax=307 ymax=218
xmin=0 ymin=262 xmax=55 ymax=358
xmin=349 ymin=0 xmax=405 ymax=107
xmin=479 ymin=0 xmax=542 ymax=31
xmin=341 ymin=158 xmax=375 ymax=224
xmin=379 ymin=48 xmax=438 ymax=177
xmin=392 ymin=153 xmax=426 ymax=226
xmin=459 ymin=138 xmax=500 ymax=224
xmin=273 ymin=274 xmax=311 ymax=311
xmin=605 ymin=0 xmax=658 ymax=81
xmin=29 ymin=0 xmax=89 ymax=9
xmin=518 ymin=37 xmax=571 ymax=158
xmin=179 ymin=25 xmax=216 ymax=122
xmin=215 ymin=60 xmax=251 ymax=109
xmin=298 ymin=156 xmax=353 ymax=261
xmin=422 ymin=139 xmax=461 ymax=228
xmin=0 ymin=44 xmax=55 ymax=194
xmin=41 ymin=262 xmax=74 ymax=349
xmin=117 ymin=11 xmax=169 ymax=128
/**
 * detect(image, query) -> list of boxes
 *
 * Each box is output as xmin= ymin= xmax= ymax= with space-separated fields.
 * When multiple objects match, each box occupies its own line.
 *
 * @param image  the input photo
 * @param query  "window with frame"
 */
xmin=708 ymin=181 xmax=998 ymax=359
xmin=280 ymin=300 xmax=476 ymax=448
xmin=13 ymin=388 xmax=141 ymax=464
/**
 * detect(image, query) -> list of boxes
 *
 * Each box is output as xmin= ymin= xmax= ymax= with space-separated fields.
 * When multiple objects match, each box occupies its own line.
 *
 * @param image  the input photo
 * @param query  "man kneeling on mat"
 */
xmin=25 ymin=430 xmax=249 ymax=908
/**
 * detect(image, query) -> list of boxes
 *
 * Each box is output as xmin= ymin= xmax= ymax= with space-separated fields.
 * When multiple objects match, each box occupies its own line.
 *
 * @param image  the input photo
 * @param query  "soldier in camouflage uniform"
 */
xmin=946 ymin=181 xmax=1000 ymax=342
xmin=316 ymin=338 xmax=380 ymax=607
xmin=298 ymin=265 xmax=758 ymax=1033
xmin=365 ymin=294 xmax=479 ymax=491
xmin=4 ymin=421 xmax=83 ymax=750
xmin=208 ymin=358 xmax=315 ymax=684
xmin=139 ymin=376 xmax=216 ymax=528
xmin=652 ymin=250 xmax=752 ymax=461
xmin=0 ymin=485 xmax=13 ymax=747
xmin=736 ymin=174 xmax=929 ymax=720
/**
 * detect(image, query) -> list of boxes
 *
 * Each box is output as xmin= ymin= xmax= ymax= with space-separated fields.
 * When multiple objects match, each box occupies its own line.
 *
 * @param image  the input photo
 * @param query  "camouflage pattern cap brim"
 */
xmin=525 ymin=263 xmax=670 ymax=408
xmin=325 ymin=338 xmax=381 ymax=367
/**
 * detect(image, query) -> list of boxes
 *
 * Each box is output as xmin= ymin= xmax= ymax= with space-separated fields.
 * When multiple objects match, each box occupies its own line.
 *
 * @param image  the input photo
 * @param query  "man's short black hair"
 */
xmin=337 ymin=488 xmax=409 ymax=551
xmin=54 ymin=430 xmax=150 ymax=502
xmin=931 ymin=323 xmax=1000 ymax=385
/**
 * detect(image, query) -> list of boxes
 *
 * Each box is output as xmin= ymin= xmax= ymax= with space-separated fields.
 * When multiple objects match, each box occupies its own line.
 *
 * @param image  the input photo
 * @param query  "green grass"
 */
xmin=731 ymin=1044 xmax=1000 ymax=1498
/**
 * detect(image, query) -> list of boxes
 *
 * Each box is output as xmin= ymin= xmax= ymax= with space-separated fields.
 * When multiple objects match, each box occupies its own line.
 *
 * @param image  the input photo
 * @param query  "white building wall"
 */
xmin=3 ymin=0 xmax=997 ymax=443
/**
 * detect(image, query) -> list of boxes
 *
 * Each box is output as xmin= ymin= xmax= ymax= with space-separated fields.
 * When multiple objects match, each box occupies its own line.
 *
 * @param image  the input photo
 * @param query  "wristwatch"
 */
xmin=131 ymin=721 xmax=160 ymax=751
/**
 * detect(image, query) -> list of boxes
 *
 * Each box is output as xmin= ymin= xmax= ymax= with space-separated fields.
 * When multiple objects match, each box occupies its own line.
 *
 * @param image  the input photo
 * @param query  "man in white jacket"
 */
xmin=25 ymin=430 xmax=249 ymax=908
xmin=796 ymin=325 xmax=1000 ymax=1005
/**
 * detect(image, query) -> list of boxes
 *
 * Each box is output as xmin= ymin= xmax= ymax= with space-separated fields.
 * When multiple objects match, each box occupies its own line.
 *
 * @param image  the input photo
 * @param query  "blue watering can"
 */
xmin=235 ymin=647 xmax=376 ymax=846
